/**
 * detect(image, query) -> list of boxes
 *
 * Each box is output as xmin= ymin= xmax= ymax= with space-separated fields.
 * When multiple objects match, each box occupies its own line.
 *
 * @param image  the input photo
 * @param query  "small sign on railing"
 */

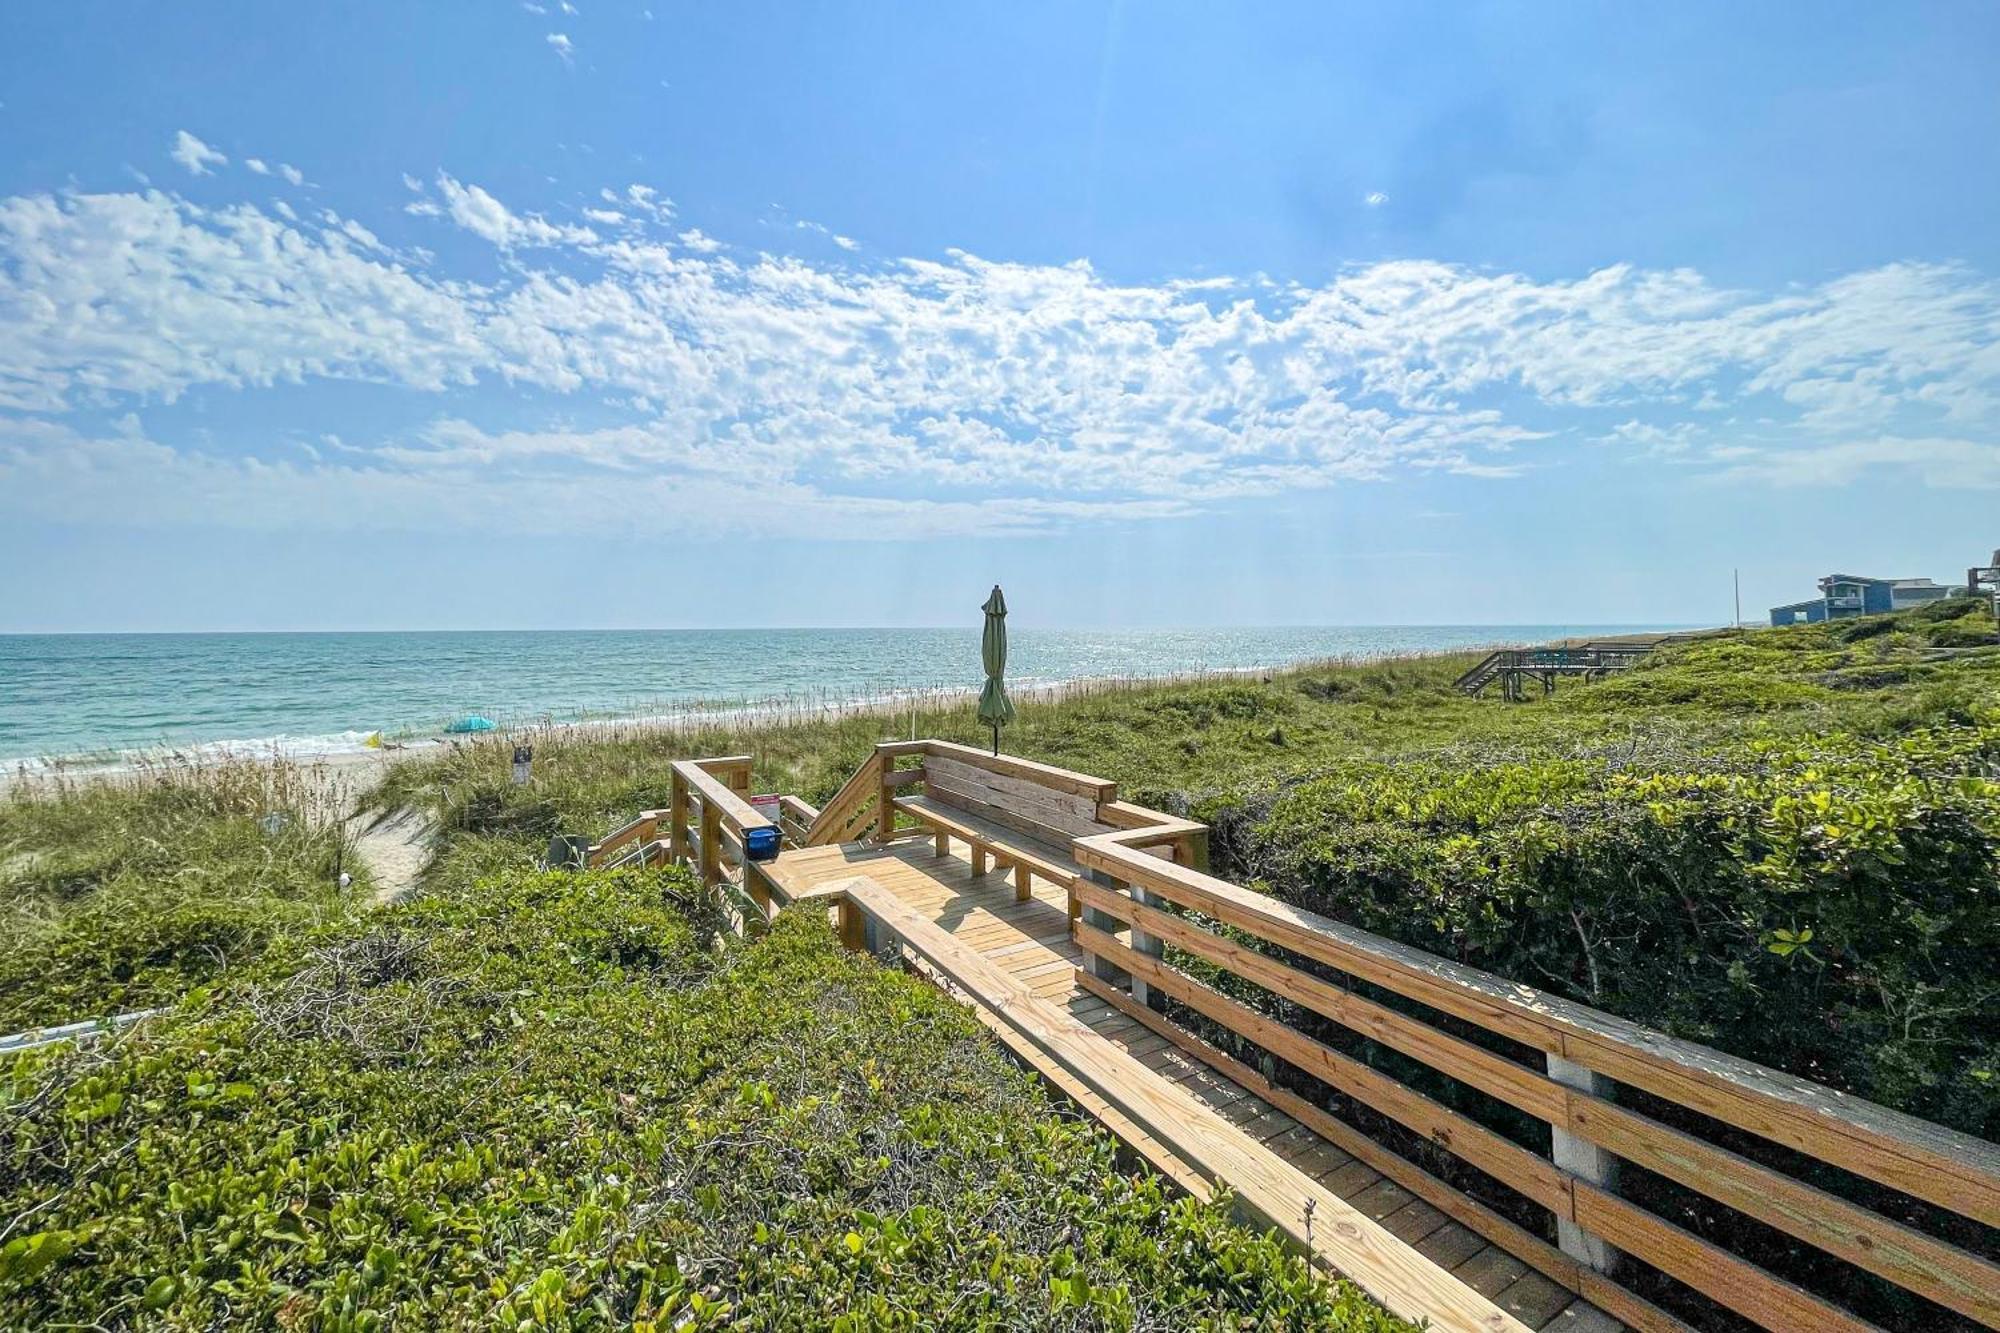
xmin=511 ymin=744 xmax=533 ymax=786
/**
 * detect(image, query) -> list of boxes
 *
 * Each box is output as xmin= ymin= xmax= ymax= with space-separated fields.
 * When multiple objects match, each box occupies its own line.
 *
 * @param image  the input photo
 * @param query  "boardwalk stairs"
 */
xmin=1455 ymin=637 xmax=1705 ymax=699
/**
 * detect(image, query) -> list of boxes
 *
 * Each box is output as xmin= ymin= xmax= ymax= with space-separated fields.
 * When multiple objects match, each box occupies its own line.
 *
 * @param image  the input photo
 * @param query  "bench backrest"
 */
xmin=922 ymin=753 xmax=1121 ymax=853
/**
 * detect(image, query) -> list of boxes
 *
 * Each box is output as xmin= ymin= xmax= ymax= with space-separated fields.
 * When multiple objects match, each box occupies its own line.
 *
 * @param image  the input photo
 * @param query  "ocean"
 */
xmin=0 ymin=625 xmax=1681 ymax=765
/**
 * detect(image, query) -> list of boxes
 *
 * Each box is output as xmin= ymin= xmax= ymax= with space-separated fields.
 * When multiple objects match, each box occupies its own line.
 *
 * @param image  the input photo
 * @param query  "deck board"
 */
xmin=759 ymin=837 xmax=1620 ymax=1333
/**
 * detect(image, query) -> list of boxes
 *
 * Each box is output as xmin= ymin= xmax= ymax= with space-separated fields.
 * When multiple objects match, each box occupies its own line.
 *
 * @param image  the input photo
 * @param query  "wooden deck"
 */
xmin=758 ymin=835 xmax=1620 ymax=1333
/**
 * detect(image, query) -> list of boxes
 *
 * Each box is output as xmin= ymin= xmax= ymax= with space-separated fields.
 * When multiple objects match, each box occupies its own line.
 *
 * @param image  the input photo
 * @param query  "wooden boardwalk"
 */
xmin=760 ymin=835 xmax=1619 ymax=1333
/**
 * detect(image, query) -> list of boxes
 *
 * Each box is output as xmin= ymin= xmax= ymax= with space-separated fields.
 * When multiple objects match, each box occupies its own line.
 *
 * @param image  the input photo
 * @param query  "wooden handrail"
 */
xmin=1073 ymin=830 xmax=2000 ymax=1331
xmin=671 ymin=759 xmax=773 ymax=835
xmin=802 ymin=749 xmax=885 ymax=846
xmin=587 ymin=809 xmax=666 ymax=866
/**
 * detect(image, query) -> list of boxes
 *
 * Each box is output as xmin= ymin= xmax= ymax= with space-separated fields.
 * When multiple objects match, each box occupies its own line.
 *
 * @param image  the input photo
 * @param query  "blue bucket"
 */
xmin=744 ymin=825 xmax=782 ymax=863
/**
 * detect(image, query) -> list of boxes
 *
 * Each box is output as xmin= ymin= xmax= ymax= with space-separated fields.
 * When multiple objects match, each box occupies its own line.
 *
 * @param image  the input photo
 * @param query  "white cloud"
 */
xmin=0 ymin=177 xmax=1996 ymax=538
xmin=430 ymin=173 xmax=596 ymax=248
xmin=1364 ymin=191 xmax=1389 ymax=207
xmin=1711 ymin=437 xmax=2000 ymax=489
xmin=169 ymin=131 xmax=227 ymax=176
xmin=277 ymin=163 xmax=305 ymax=186
xmin=546 ymin=32 xmax=574 ymax=64
xmin=401 ymin=173 xmax=425 ymax=192
xmin=245 ymin=158 xmax=270 ymax=175
xmin=833 ymin=235 xmax=859 ymax=252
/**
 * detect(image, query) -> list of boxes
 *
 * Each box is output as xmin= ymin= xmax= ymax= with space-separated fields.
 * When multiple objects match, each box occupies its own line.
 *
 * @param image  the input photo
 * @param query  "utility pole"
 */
xmin=1733 ymin=568 xmax=1741 ymax=631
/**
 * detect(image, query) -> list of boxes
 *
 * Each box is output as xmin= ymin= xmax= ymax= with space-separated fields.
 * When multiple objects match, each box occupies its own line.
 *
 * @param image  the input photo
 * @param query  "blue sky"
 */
xmin=1 ymin=2 xmax=1996 ymax=631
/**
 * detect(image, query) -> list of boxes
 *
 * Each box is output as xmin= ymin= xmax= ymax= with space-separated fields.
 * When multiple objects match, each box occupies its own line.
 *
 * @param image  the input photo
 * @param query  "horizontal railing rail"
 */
xmin=1071 ymin=828 xmax=2000 ymax=1333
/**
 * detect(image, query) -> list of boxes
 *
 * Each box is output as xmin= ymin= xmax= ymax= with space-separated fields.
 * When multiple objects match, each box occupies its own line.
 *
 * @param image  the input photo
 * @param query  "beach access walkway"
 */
xmin=585 ymin=742 xmax=2000 ymax=1333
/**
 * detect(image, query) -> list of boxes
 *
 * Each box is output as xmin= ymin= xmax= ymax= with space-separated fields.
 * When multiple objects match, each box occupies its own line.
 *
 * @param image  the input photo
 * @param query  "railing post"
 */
xmin=875 ymin=750 xmax=896 ymax=844
xmin=698 ymin=798 xmax=720 ymax=887
xmin=1127 ymin=879 xmax=1166 ymax=1007
xmin=669 ymin=770 xmax=689 ymax=867
xmin=1548 ymin=1053 xmax=1622 ymax=1276
xmin=1080 ymin=867 xmax=1132 ymax=991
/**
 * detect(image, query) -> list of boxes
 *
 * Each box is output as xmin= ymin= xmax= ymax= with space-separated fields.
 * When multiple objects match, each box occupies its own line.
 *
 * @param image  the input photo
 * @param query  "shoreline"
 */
xmin=2 ymin=628 xmax=1710 ymax=797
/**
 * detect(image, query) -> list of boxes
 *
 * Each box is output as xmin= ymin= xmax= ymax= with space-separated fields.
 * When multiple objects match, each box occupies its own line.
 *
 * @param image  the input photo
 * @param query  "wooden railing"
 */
xmin=802 ymin=748 xmax=890 ymax=846
xmin=588 ymin=755 xmax=773 ymax=886
xmin=1070 ymin=828 xmax=2000 ymax=1333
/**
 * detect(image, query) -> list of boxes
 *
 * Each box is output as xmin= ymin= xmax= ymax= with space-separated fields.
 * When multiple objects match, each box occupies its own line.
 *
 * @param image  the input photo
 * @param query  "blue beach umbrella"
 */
xmin=445 ymin=715 xmax=497 ymax=734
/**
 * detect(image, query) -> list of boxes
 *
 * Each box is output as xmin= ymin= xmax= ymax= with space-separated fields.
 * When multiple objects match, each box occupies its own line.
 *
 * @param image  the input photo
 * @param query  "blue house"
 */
xmin=1769 ymin=574 xmax=1953 ymax=625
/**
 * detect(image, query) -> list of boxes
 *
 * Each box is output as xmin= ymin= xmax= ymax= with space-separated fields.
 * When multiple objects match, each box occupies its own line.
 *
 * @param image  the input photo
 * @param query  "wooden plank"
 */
xmin=842 ymin=877 xmax=1531 ymax=1333
xmin=1573 ymin=1184 xmax=1882 ymax=1333
xmin=1076 ymin=924 xmax=1573 ymax=1212
xmin=926 ymin=779 xmax=1093 ymax=849
xmin=1381 ymin=1198 xmax=1449 ymax=1244
xmin=917 ymin=740 xmax=1118 ymax=801
xmin=1080 ymin=882 xmax=1571 ymax=1125
xmin=924 ymin=755 xmax=1108 ymax=827
xmin=1569 ymin=1096 xmax=2000 ymax=1326
xmin=1419 ymin=1224 xmax=1491 ymax=1272
xmin=1076 ymin=972 xmax=1623 ymax=1325
xmin=1540 ymin=1302 xmax=1623 ymax=1333
xmin=1073 ymin=833 xmax=2000 ymax=1229
xmin=1457 ymin=1248 xmax=1529 ymax=1297
xmin=1494 ymin=1272 xmax=1579 ymax=1330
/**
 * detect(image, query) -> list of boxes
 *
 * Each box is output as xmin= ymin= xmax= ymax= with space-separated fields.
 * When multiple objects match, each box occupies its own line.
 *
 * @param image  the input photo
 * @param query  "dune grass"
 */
xmin=0 ymin=755 xmax=364 ymax=1032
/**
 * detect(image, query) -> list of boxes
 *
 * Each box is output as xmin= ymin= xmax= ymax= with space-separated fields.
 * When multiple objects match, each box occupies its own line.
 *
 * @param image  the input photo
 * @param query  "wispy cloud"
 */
xmin=0 ymin=174 xmax=1995 ymax=539
xmin=168 ymin=130 xmax=226 ymax=176
xmin=546 ymin=32 xmax=574 ymax=64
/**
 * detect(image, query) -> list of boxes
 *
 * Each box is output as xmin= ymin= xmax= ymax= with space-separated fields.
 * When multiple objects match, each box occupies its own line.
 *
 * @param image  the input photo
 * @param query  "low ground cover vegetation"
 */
xmin=0 ymin=865 xmax=1403 ymax=1330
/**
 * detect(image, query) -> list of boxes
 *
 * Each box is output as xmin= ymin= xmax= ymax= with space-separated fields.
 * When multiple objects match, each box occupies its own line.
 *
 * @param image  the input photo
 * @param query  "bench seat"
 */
xmin=895 ymin=793 xmax=1082 ymax=899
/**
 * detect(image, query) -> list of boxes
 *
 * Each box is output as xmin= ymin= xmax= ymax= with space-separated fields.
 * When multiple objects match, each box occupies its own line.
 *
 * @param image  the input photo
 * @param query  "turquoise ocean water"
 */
xmin=0 ymin=625 xmax=1680 ymax=764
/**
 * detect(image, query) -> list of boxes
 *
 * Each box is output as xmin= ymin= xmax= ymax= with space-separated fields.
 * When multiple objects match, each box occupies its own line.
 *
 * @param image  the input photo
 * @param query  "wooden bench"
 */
xmin=890 ymin=743 xmax=1121 ymax=902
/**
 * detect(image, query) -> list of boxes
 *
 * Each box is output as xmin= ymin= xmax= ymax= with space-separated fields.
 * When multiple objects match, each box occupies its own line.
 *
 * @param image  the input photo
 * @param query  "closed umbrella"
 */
xmin=977 ymin=585 xmax=1015 ymax=755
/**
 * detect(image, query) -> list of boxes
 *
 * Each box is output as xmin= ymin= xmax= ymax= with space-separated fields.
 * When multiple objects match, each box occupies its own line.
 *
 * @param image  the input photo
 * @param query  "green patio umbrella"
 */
xmin=977 ymin=585 xmax=1015 ymax=755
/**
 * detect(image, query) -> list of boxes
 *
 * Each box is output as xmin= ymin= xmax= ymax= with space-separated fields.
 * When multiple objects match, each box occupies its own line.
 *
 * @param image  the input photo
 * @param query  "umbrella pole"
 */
xmin=991 ymin=723 xmax=999 ymax=756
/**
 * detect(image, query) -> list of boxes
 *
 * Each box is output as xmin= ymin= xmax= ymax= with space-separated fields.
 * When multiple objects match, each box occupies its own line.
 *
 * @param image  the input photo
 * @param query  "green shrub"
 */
xmin=0 ymin=867 xmax=1404 ymax=1331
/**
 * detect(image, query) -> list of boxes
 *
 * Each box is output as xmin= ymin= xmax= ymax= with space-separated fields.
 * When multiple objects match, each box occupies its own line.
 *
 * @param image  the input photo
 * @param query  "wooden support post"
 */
xmin=836 ymin=897 xmax=866 ymax=951
xmin=668 ymin=770 xmax=689 ymax=867
xmin=934 ymin=829 xmax=948 ymax=858
xmin=1013 ymin=863 xmax=1031 ymax=903
xmin=1548 ymin=1052 xmax=1621 ymax=1275
xmin=972 ymin=846 xmax=988 ymax=878
xmin=1079 ymin=867 xmax=1130 ymax=989
xmin=1127 ymin=882 xmax=1165 ymax=1007
xmin=877 ymin=763 xmax=897 ymax=844
xmin=698 ymin=799 xmax=720 ymax=887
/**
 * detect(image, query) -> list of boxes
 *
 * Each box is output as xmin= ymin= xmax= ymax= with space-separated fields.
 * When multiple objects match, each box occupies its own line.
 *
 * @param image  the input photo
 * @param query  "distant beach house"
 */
xmin=1768 ymin=573 xmax=1954 ymax=625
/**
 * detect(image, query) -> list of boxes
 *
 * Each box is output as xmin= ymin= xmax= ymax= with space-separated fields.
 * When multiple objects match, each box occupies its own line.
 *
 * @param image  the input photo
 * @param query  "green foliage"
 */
xmin=0 ymin=756 xmax=363 ymax=1031
xmin=1260 ymin=719 xmax=2000 ymax=1133
xmin=0 ymin=867 xmax=1404 ymax=1331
